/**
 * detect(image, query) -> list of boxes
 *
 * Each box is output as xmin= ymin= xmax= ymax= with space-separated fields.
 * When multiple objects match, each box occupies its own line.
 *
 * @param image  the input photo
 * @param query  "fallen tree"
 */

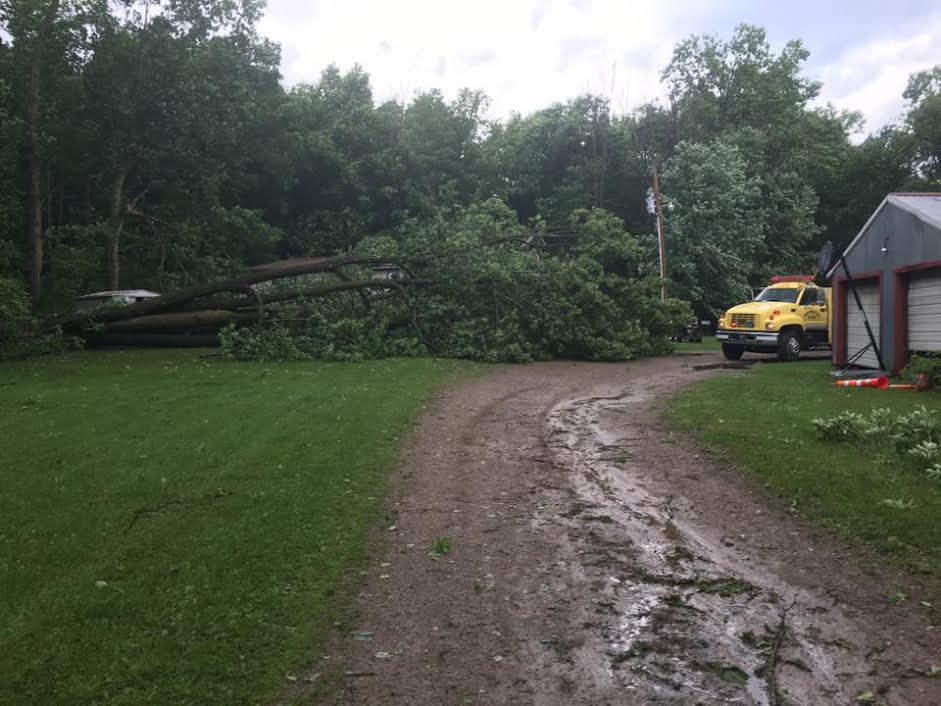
xmin=103 ymin=310 xmax=261 ymax=333
xmin=172 ymin=278 xmax=417 ymax=313
xmin=47 ymin=255 xmax=419 ymax=332
xmin=46 ymin=202 xmax=694 ymax=363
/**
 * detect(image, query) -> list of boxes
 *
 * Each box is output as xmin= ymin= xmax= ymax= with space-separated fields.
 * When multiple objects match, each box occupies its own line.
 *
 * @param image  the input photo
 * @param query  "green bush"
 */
xmin=0 ymin=276 xmax=81 ymax=360
xmin=902 ymin=354 xmax=941 ymax=387
xmin=0 ymin=275 xmax=30 ymax=338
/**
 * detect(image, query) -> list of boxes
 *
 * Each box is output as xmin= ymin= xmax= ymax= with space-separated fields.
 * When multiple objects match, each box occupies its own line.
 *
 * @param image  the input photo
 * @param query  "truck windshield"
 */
xmin=755 ymin=288 xmax=800 ymax=303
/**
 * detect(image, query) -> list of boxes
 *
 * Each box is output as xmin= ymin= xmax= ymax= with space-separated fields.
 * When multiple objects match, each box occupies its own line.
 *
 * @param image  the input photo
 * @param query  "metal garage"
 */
xmin=828 ymin=193 xmax=941 ymax=372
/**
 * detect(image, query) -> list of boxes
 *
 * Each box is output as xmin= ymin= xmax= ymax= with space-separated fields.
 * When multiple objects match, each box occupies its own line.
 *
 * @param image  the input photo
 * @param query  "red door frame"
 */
xmin=893 ymin=258 xmax=941 ymax=372
xmin=832 ymin=270 xmax=883 ymax=367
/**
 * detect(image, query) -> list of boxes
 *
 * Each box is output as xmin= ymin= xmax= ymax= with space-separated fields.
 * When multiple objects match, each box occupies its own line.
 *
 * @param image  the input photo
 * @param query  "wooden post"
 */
xmin=652 ymin=168 xmax=667 ymax=301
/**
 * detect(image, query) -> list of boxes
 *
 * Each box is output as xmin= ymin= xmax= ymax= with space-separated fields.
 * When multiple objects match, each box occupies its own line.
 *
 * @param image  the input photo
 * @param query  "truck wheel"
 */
xmin=777 ymin=330 xmax=801 ymax=362
xmin=722 ymin=344 xmax=744 ymax=360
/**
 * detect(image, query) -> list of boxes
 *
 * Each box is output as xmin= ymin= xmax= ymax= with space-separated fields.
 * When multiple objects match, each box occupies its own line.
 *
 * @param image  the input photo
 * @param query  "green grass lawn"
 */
xmin=668 ymin=360 xmax=941 ymax=584
xmin=0 ymin=350 xmax=473 ymax=705
xmin=673 ymin=335 xmax=721 ymax=353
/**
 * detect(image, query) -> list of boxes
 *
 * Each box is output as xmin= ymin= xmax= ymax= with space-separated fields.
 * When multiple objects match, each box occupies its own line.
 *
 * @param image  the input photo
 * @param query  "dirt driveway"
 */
xmin=331 ymin=354 xmax=940 ymax=705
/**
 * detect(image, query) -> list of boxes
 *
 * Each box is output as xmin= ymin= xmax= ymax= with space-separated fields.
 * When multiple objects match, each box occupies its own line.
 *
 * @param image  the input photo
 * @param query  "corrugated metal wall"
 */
xmin=908 ymin=273 xmax=941 ymax=352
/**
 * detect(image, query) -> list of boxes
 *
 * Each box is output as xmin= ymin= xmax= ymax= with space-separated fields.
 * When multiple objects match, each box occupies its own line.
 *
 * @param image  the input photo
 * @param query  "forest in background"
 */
xmin=1 ymin=0 xmax=939 ymax=326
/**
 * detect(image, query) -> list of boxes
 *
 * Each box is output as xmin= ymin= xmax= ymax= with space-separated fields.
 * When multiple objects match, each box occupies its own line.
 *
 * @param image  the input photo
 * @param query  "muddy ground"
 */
xmin=326 ymin=354 xmax=940 ymax=705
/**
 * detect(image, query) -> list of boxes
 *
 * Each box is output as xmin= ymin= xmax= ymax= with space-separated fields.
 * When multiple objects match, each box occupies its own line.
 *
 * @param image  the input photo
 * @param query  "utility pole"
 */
xmin=652 ymin=168 xmax=667 ymax=301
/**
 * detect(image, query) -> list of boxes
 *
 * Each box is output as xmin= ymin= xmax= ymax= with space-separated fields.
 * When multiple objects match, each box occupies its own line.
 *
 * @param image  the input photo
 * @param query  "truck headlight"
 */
xmin=765 ymin=322 xmax=775 ymax=330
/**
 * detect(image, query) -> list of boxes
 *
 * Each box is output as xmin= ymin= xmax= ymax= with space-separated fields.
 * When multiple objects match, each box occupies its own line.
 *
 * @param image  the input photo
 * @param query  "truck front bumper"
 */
xmin=715 ymin=329 xmax=779 ymax=345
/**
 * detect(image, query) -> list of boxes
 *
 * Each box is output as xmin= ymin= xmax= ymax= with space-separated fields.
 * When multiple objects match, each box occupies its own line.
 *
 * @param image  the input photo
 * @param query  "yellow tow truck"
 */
xmin=715 ymin=276 xmax=832 ymax=361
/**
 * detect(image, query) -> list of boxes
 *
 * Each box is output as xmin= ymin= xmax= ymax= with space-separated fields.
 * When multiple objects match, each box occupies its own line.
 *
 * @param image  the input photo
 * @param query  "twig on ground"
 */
xmin=766 ymin=598 xmax=798 ymax=706
xmin=125 ymin=489 xmax=230 ymax=533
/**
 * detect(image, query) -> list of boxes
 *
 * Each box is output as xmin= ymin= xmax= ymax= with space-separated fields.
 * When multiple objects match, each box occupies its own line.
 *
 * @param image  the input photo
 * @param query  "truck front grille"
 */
xmin=730 ymin=314 xmax=757 ymax=329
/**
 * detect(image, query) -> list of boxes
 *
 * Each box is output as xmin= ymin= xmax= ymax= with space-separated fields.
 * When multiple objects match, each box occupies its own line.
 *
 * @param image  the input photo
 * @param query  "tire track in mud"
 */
xmin=539 ymin=376 xmax=859 ymax=704
xmin=332 ymin=356 xmax=940 ymax=706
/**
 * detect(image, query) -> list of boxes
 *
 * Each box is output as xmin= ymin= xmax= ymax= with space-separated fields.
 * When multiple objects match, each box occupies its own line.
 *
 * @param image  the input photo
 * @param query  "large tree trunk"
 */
xmin=106 ymin=165 xmax=129 ymax=290
xmin=175 ymin=277 xmax=413 ymax=312
xmin=24 ymin=0 xmax=61 ymax=312
xmin=47 ymin=255 xmax=421 ymax=331
xmin=87 ymin=333 xmax=222 ymax=348
xmin=103 ymin=310 xmax=260 ymax=333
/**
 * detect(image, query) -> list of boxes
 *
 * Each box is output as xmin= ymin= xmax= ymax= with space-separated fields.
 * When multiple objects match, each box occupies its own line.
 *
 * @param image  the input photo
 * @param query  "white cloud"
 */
xmin=813 ymin=13 xmax=941 ymax=139
xmin=259 ymin=0 xmax=716 ymax=117
xmin=259 ymin=0 xmax=940 ymax=134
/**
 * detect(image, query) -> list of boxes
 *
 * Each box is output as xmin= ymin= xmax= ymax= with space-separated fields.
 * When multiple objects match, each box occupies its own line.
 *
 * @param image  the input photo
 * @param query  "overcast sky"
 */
xmin=259 ymin=0 xmax=941 ymax=137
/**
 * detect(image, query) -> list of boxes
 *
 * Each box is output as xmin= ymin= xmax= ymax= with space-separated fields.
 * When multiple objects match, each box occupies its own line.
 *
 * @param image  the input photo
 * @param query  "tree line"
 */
xmin=1 ymin=0 xmax=939 ymax=320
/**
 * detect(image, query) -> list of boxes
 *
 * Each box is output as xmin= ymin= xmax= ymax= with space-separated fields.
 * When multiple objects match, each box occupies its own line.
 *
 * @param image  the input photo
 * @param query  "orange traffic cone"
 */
xmin=834 ymin=375 xmax=890 ymax=389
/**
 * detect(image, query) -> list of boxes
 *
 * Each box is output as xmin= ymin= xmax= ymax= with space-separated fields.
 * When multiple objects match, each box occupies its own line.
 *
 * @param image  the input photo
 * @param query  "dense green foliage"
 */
xmin=221 ymin=202 xmax=691 ymax=362
xmin=0 ymin=274 xmax=78 ymax=357
xmin=0 ymin=349 xmax=473 ymax=704
xmin=0 ymin=5 xmax=938 ymax=325
xmin=669 ymin=361 xmax=941 ymax=584
xmin=661 ymin=140 xmax=764 ymax=312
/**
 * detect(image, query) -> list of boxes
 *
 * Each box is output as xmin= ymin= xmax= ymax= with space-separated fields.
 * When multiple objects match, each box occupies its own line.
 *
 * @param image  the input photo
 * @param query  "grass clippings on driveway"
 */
xmin=0 ymin=350 xmax=472 ymax=705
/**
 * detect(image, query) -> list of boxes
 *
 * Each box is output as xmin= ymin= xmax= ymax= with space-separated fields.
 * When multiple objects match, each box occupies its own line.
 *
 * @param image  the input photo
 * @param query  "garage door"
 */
xmin=908 ymin=271 xmax=941 ymax=352
xmin=846 ymin=282 xmax=882 ymax=368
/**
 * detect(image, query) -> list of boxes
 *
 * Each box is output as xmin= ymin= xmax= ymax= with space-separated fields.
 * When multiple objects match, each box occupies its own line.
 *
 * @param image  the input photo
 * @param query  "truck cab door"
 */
xmin=800 ymin=288 xmax=828 ymax=343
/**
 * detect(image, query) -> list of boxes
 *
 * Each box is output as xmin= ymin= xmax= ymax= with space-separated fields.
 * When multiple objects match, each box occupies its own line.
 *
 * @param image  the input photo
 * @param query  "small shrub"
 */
xmin=811 ymin=411 xmax=866 ymax=441
xmin=902 ymin=354 xmax=941 ymax=388
xmin=910 ymin=441 xmax=941 ymax=466
xmin=431 ymin=536 xmax=452 ymax=557
xmin=899 ymin=406 xmax=941 ymax=449
xmin=813 ymin=406 xmax=941 ymax=482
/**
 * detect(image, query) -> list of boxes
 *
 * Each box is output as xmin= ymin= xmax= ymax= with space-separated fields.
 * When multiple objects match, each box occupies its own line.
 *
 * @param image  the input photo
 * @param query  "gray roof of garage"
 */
xmin=891 ymin=193 xmax=941 ymax=230
xmin=827 ymin=193 xmax=941 ymax=277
